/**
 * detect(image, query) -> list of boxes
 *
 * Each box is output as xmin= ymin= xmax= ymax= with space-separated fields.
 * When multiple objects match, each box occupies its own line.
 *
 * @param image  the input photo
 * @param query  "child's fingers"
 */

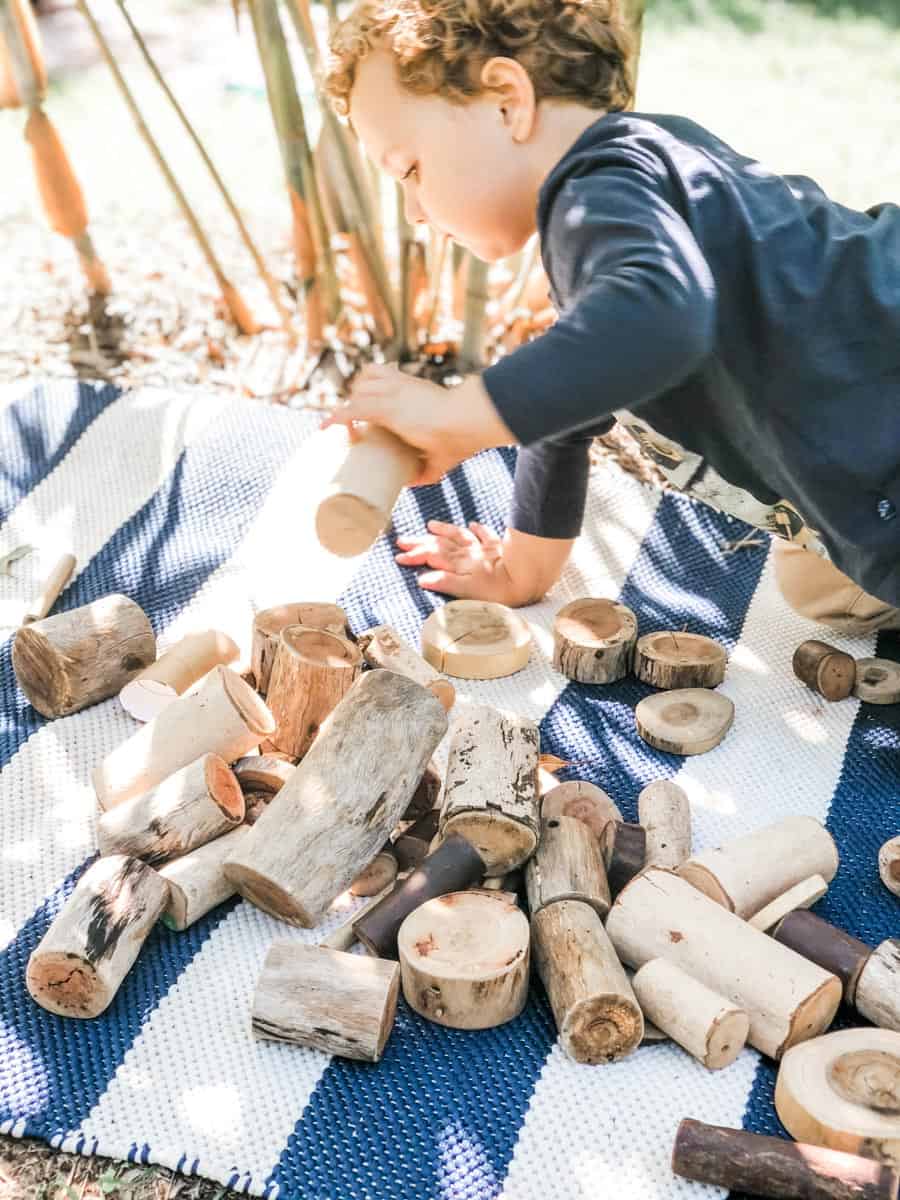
xmin=395 ymin=535 xmax=427 ymax=550
xmin=468 ymin=521 xmax=501 ymax=546
xmin=418 ymin=570 xmax=472 ymax=598
xmin=426 ymin=519 xmax=471 ymax=544
xmin=394 ymin=548 xmax=434 ymax=566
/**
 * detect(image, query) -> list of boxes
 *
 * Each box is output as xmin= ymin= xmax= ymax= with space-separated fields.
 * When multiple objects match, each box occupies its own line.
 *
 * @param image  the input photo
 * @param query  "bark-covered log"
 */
xmin=266 ymin=626 xmax=361 ymax=758
xmin=793 ymin=639 xmax=857 ymax=702
xmin=633 ymin=631 xmax=727 ymax=690
xmin=773 ymin=910 xmax=873 ymax=1003
xmin=403 ymin=759 xmax=442 ymax=822
xmin=601 ymin=821 xmax=647 ymax=898
xmin=879 ymin=837 xmax=900 ymax=899
xmin=251 ymin=602 xmax=348 ymax=695
xmin=525 ymin=816 xmax=610 ymax=918
xmin=638 ymin=779 xmax=691 ymax=869
xmin=552 ymin=597 xmax=637 ymax=684
xmin=357 ymin=623 xmax=455 ymax=710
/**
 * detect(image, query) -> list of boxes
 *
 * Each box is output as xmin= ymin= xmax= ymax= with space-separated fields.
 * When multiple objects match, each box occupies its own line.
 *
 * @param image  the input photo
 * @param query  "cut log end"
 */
xmin=222 ymin=861 xmax=314 ymax=927
xmin=563 ymin=994 xmax=644 ymax=1064
xmin=442 ymin=810 xmax=538 ymax=876
xmin=316 ymin=493 xmax=385 ymax=558
xmin=635 ymin=689 xmax=734 ymax=756
xmin=205 ymin=755 xmax=245 ymax=822
xmin=221 ymin=667 xmax=276 ymax=737
xmin=25 ymin=952 xmax=104 ymax=1018
xmin=282 ymin=625 xmax=360 ymax=670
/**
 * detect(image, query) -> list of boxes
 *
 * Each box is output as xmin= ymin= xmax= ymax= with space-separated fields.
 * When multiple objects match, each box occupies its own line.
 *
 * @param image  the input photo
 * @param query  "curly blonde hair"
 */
xmin=323 ymin=0 xmax=636 ymax=118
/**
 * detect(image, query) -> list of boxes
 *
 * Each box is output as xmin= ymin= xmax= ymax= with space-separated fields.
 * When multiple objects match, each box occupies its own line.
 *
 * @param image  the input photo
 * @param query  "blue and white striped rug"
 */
xmin=1 ymin=379 xmax=897 ymax=1199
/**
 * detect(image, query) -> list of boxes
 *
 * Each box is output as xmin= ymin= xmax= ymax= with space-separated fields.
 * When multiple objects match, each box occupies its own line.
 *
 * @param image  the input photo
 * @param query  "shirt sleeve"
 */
xmin=482 ymin=162 xmax=717 ymax=447
xmin=510 ymin=419 xmax=615 ymax=539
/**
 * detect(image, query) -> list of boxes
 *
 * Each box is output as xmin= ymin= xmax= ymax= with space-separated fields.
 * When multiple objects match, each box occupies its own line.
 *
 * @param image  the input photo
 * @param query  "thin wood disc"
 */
xmin=634 ymin=631 xmax=727 ymax=690
xmin=421 ymin=601 xmax=531 ymax=680
xmin=635 ymin=689 xmax=734 ymax=756
xmin=854 ymin=659 xmax=900 ymax=705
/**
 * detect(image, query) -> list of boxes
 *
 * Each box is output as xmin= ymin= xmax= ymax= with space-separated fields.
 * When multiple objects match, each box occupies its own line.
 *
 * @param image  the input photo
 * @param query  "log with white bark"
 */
xmin=119 ymin=629 xmax=239 ymax=722
xmin=266 ymin=626 xmax=362 ymax=758
xmin=638 ymin=779 xmax=691 ymax=869
xmin=631 ymin=958 xmax=749 ymax=1070
xmin=552 ymin=597 xmax=637 ymax=684
xmin=540 ymin=780 xmax=622 ymax=839
xmin=26 ymin=855 xmax=169 ymax=1017
xmin=440 ymin=705 xmax=540 ymax=876
xmin=605 ymin=867 xmax=842 ymax=1059
xmin=633 ymin=631 xmax=727 ymax=690
xmin=879 ymin=837 xmax=900 ymax=898
xmin=22 ymin=551 xmax=76 ymax=624
xmin=421 ymin=600 xmax=532 ymax=680
xmin=635 ymin=688 xmax=734 ymax=755
xmin=357 ymin=624 xmax=455 ymax=711
xmin=677 ymin=814 xmax=839 ymax=918
xmin=748 ymin=874 xmax=829 ymax=932
xmin=93 ymin=666 xmax=275 ymax=810
xmin=251 ymin=602 xmax=349 ymax=695
xmin=856 ymin=940 xmax=900 ymax=1033
xmin=13 ymin=593 xmax=155 ymax=719
xmin=252 ymin=941 xmax=400 ymax=1062
xmin=525 ymin=815 xmax=610 ymax=919
xmin=159 ymin=825 xmax=251 ymax=930
xmin=223 ymin=671 xmax=448 ymax=926
xmin=773 ymin=910 xmax=873 ymax=1003
xmin=531 ymin=899 xmax=643 ymax=1063
xmin=793 ymin=639 xmax=857 ymax=701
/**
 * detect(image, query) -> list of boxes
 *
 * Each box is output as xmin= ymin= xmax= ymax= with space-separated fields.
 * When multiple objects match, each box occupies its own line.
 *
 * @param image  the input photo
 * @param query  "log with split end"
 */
xmin=633 ymin=631 xmax=727 ymax=690
xmin=119 ymin=629 xmax=240 ymax=722
xmin=357 ymin=623 xmax=455 ymax=710
xmin=159 ymin=825 xmax=251 ymax=930
xmin=525 ymin=815 xmax=610 ymax=919
xmin=552 ymin=597 xmax=637 ymax=684
xmin=541 ymin=780 xmax=622 ymax=840
xmin=635 ymin=688 xmax=734 ymax=756
xmin=251 ymin=602 xmax=348 ymax=696
xmin=793 ymin=639 xmax=856 ymax=701
xmin=631 ymin=959 xmax=749 ymax=1070
xmin=421 ymin=600 xmax=532 ymax=680
xmin=266 ymin=625 xmax=361 ymax=759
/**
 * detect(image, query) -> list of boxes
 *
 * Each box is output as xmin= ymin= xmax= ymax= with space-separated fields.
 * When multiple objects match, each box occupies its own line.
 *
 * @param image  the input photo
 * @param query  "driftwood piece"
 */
xmin=793 ymin=639 xmax=857 ymax=701
xmin=856 ymin=941 xmax=900 ymax=1033
xmin=773 ymin=910 xmax=873 ymax=1003
xmin=159 ymin=825 xmax=251 ymax=930
xmin=119 ymin=629 xmax=239 ymax=722
xmin=672 ymin=1117 xmax=899 ymax=1200
xmin=320 ymin=878 xmax=401 ymax=953
xmin=232 ymin=754 xmax=296 ymax=796
xmin=631 ymin=958 xmax=749 ymax=1070
xmin=403 ymin=759 xmax=442 ymax=822
xmin=541 ymin=780 xmax=622 ymax=839
xmin=638 ymin=779 xmax=691 ymax=869
xmin=357 ymin=624 xmax=455 ymax=711
xmin=879 ymin=837 xmax=900 ymax=898
xmin=440 ymin=705 xmax=540 ymax=875
xmin=398 ymin=891 xmax=530 ymax=1029
xmin=635 ymin=688 xmax=734 ymax=755
xmin=266 ymin=626 xmax=362 ymax=758
xmin=93 ymin=666 xmax=275 ymax=810
xmin=252 ymin=941 xmax=400 ymax=1062
xmin=242 ymin=791 xmax=272 ymax=826
xmin=350 ymin=846 xmax=399 ymax=897
xmin=96 ymin=753 xmax=244 ymax=865
xmin=532 ymin=899 xmax=643 ymax=1063
xmin=748 ymin=874 xmax=829 ymax=932
xmin=13 ymin=593 xmax=155 ymax=719
xmin=251 ymin=602 xmax=349 ymax=695
xmin=525 ymin=815 xmax=611 ymax=919
xmin=552 ymin=597 xmax=638 ymax=684
xmin=601 ymin=821 xmax=646 ymax=898
xmin=633 ymin=631 xmax=727 ymax=690
xmin=775 ymin=1028 xmax=900 ymax=1168
xmin=26 ymin=855 xmax=169 ymax=1018
xmin=223 ymin=671 xmax=448 ymax=927
xmin=677 ymin=815 xmax=839 ymax=918
xmin=605 ymin=867 xmax=842 ymax=1059
xmin=392 ymin=808 xmax=441 ymax=872
xmin=22 ymin=551 xmax=76 ymax=624
xmin=854 ymin=659 xmax=900 ymax=705
xmin=421 ymin=600 xmax=532 ymax=680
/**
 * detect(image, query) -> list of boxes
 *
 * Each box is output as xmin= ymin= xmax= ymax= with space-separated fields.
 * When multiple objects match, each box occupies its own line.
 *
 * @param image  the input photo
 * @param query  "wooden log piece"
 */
xmin=223 ymin=671 xmax=448 ymax=927
xmin=793 ymin=639 xmax=857 ymax=702
xmin=854 ymin=659 xmax=900 ymax=705
xmin=251 ymin=602 xmax=348 ymax=696
xmin=26 ymin=855 xmax=169 ymax=1018
xmin=879 ymin=837 xmax=900 ymax=898
xmin=440 ymin=705 xmax=540 ymax=876
xmin=552 ymin=597 xmax=638 ymax=684
xmin=392 ymin=808 xmax=441 ymax=872
xmin=631 ymin=958 xmax=749 ymax=1070
xmin=672 ymin=1117 xmax=900 ymax=1200
xmin=93 ymin=666 xmax=275 ymax=810
xmin=677 ymin=815 xmax=839 ymax=918
xmin=320 ymin=878 xmax=401 ymax=953
xmin=158 ymin=825 xmax=251 ymax=930
xmin=403 ymin=759 xmax=442 ymax=822
xmin=22 ymin=551 xmax=76 ymax=624
xmin=266 ymin=626 xmax=362 ymax=759
xmin=773 ymin=910 xmax=873 ymax=1003
xmin=635 ymin=688 xmax=734 ymax=755
xmin=357 ymin=623 xmax=455 ymax=711
xmin=525 ymin=815 xmax=611 ymax=919
xmin=242 ymin=791 xmax=272 ymax=826
xmin=421 ymin=600 xmax=532 ymax=680
xmin=748 ymin=874 xmax=829 ymax=932
xmin=541 ymin=780 xmax=622 ymax=840
xmin=605 ymin=867 xmax=842 ymax=1059
xmin=231 ymin=754 xmax=296 ymax=796
xmin=252 ymin=941 xmax=400 ymax=1062
xmin=13 ymin=593 xmax=155 ymax=719
xmin=97 ymin=753 xmax=245 ymax=865
xmin=316 ymin=426 xmax=421 ymax=558
xmin=354 ymin=833 xmax=485 ymax=958
xmin=397 ymin=891 xmax=530 ymax=1029
xmin=350 ymin=846 xmax=399 ymax=897
xmin=601 ymin=821 xmax=647 ymax=899
xmin=775 ymin=1028 xmax=900 ymax=1168
xmin=532 ymin=899 xmax=643 ymax=1063
xmin=856 ymin=941 xmax=900 ymax=1033
xmin=119 ymin=629 xmax=240 ymax=722
xmin=638 ymin=779 xmax=691 ymax=869
xmin=634 ymin=631 xmax=727 ymax=690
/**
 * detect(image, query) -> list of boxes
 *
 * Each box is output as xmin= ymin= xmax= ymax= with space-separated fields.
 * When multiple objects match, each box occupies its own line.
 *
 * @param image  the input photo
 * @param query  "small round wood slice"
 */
xmin=775 ymin=1028 xmax=900 ymax=1167
xmin=421 ymin=601 xmax=531 ymax=680
xmin=635 ymin=689 xmax=734 ymax=756
xmin=634 ymin=631 xmax=727 ymax=690
xmin=552 ymin=598 xmax=638 ymax=684
xmin=879 ymin=837 xmax=900 ymax=899
xmin=541 ymin=780 xmax=622 ymax=840
xmin=854 ymin=659 xmax=900 ymax=705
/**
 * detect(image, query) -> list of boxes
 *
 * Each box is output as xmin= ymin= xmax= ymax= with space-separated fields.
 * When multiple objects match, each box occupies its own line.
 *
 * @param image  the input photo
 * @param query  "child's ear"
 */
xmin=480 ymin=57 xmax=536 ymax=143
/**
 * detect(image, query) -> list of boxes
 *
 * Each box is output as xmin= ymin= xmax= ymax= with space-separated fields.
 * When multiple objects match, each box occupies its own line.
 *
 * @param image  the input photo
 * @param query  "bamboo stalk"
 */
xmin=75 ymin=0 xmax=258 ymax=333
xmin=459 ymin=255 xmax=489 ymax=370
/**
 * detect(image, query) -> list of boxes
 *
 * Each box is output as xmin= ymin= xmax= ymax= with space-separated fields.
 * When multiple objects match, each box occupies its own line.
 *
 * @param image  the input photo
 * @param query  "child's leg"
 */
xmin=772 ymin=539 xmax=900 ymax=636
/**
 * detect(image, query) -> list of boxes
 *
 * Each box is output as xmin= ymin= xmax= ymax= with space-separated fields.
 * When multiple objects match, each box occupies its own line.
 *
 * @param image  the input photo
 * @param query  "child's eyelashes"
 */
xmin=402 ymin=164 xmax=418 ymax=181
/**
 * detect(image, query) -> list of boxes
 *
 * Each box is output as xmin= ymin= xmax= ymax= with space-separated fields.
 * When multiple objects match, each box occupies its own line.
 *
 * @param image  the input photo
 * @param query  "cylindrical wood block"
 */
xmin=635 ymin=688 xmax=734 ymax=755
xmin=316 ymin=426 xmax=420 ymax=558
xmin=26 ymin=855 xmax=169 ymax=1018
xmin=223 ymin=671 xmax=448 ymax=927
xmin=231 ymin=754 xmax=296 ymax=797
xmin=266 ymin=626 xmax=362 ymax=758
xmin=421 ymin=600 xmax=532 ymax=680
xmin=525 ymin=816 xmax=610 ymax=919
xmin=321 ymin=879 xmax=399 ymax=953
xmin=22 ymin=552 xmax=76 ymax=623
xmin=251 ymin=602 xmax=348 ymax=695
xmin=96 ymin=754 xmax=245 ymax=866
xmin=532 ymin=899 xmax=643 ymax=1063
xmin=677 ymin=815 xmax=839 ymax=918
xmin=601 ymin=821 xmax=647 ymax=898
xmin=242 ymin=791 xmax=272 ymax=826
xmin=631 ymin=958 xmax=749 ymax=1070
xmin=793 ymin=639 xmax=857 ymax=701
xmin=773 ymin=910 xmax=873 ymax=1003
xmin=354 ymin=833 xmax=485 ymax=958
xmin=350 ymin=846 xmax=399 ymax=897
xmin=252 ymin=941 xmax=400 ymax=1062
xmin=638 ymin=779 xmax=691 ymax=869
xmin=357 ymin=624 xmax=455 ymax=711
xmin=856 ymin=941 xmax=900 ymax=1033
xmin=159 ymin=825 xmax=251 ymax=930
xmin=854 ymin=659 xmax=900 ymax=705
xmin=672 ymin=1118 xmax=899 ymax=1200
xmin=93 ymin=666 xmax=275 ymax=810
xmin=541 ymin=780 xmax=622 ymax=839
xmin=748 ymin=874 xmax=829 ymax=932
xmin=119 ymin=629 xmax=240 ymax=722
xmin=605 ymin=867 xmax=842 ymax=1059
xmin=13 ymin=593 xmax=155 ymax=719
xmin=398 ymin=891 xmax=530 ymax=1029
xmin=552 ymin=597 xmax=637 ymax=683
xmin=440 ymin=705 xmax=539 ymax=876
xmin=879 ymin=837 xmax=900 ymax=898
xmin=633 ymin=631 xmax=727 ymax=690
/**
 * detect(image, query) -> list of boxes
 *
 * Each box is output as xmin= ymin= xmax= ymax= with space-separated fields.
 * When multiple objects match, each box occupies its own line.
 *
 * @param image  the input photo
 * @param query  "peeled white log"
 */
xmin=631 ymin=958 xmax=749 ymax=1070
xmin=357 ymin=623 xmax=455 ymax=710
xmin=855 ymin=940 xmax=900 ymax=1033
xmin=525 ymin=815 xmax=610 ymax=919
xmin=119 ymin=629 xmax=239 ymax=722
xmin=159 ymin=825 xmax=251 ymax=930
xmin=638 ymin=779 xmax=691 ymax=869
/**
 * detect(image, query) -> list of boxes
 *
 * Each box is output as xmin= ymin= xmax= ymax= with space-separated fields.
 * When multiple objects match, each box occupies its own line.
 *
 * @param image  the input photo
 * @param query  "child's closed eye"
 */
xmin=402 ymin=164 xmax=418 ymax=181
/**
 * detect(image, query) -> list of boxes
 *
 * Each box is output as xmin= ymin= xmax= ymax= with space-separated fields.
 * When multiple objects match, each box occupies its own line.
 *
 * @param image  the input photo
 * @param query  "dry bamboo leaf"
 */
xmin=539 ymin=753 xmax=572 ymax=775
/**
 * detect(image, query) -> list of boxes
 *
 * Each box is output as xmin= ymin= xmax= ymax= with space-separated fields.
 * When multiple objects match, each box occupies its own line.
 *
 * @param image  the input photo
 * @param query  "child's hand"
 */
xmin=395 ymin=519 xmax=522 ymax=603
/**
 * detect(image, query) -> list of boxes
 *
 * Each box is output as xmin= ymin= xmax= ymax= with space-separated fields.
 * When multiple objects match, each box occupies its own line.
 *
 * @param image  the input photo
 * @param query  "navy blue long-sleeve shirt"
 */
xmin=482 ymin=112 xmax=900 ymax=606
